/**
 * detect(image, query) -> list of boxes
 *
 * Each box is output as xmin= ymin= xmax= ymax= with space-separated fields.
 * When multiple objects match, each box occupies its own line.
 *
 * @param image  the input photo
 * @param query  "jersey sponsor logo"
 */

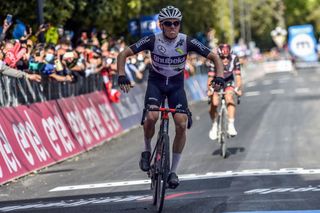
xmin=175 ymin=38 xmax=184 ymax=48
xmin=157 ymin=45 xmax=166 ymax=54
xmin=135 ymin=37 xmax=151 ymax=49
xmin=152 ymin=54 xmax=186 ymax=65
xmin=175 ymin=47 xmax=184 ymax=54
xmin=190 ymin=39 xmax=207 ymax=51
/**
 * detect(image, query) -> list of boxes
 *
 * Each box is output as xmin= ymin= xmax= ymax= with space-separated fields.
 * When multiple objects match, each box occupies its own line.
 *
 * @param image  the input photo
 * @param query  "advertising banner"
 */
xmin=112 ymin=84 xmax=146 ymax=130
xmin=288 ymin=24 xmax=318 ymax=61
xmin=0 ymin=91 xmax=122 ymax=185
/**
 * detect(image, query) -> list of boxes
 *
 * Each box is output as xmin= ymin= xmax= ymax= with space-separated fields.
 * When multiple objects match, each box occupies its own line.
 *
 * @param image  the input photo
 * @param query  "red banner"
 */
xmin=0 ymin=91 xmax=122 ymax=184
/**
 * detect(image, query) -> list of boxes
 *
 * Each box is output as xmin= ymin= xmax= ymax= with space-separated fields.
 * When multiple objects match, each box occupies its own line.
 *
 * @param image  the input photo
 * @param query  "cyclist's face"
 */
xmin=161 ymin=18 xmax=180 ymax=39
xmin=221 ymin=55 xmax=230 ymax=65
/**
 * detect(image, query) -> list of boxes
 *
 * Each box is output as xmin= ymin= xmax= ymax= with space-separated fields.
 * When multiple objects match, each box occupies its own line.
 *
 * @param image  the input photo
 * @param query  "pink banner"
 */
xmin=0 ymin=91 xmax=122 ymax=184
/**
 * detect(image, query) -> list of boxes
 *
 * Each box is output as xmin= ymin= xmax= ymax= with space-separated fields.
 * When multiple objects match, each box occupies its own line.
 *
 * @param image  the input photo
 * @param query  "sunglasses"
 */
xmin=162 ymin=21 xmax=180 ymax=27
xmin=221 ymin=56 xmax=230 ymax=60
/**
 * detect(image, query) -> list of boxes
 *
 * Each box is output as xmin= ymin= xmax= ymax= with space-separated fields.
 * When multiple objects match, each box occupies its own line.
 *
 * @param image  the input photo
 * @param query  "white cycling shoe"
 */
xmin=228 ymin=123 xmax=238 ymax=137
xmin=209 ymin=123 xmax=218 ymax=140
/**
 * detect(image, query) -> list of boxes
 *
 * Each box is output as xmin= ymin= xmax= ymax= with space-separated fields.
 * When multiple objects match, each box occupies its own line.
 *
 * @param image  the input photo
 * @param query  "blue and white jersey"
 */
xmin=129 ymin=33 xmax=211 ymax=77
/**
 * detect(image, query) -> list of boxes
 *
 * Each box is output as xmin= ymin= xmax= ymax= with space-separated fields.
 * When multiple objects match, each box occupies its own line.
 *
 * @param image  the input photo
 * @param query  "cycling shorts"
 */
xmin=144 ymin=71 xmax=188 ymax=110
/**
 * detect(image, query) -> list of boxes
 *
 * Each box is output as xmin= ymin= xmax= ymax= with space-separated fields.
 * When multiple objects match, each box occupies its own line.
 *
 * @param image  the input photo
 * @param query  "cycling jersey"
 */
xmin=208 ymin=54 xmax=241 ymax=79
xmin=129 ymin=33 xmax=211 ymax=79
xmin=129 ymin=33 xmax=211 ymax=109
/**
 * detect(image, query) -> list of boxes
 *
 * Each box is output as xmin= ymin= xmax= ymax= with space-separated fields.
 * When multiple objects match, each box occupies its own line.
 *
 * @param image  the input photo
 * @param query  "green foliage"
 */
xmin=1 ymin=0 xmax=319 ymax=49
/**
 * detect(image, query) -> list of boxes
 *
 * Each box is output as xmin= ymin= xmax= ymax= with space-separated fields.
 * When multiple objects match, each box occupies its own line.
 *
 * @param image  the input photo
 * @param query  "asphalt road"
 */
xmin=1 ymin=68 xmax=320 ymax=213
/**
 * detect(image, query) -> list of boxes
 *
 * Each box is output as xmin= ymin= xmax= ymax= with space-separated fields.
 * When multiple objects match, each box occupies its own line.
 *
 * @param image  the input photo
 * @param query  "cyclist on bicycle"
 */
xmin=117 ymin=6 xmax=224 ymax=189
xmin=207 ymin=43 xmax=242 ymax=140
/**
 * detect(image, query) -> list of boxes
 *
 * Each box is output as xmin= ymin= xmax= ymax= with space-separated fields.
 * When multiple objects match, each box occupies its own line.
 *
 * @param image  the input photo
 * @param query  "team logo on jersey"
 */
xmin=175 ymin=47 xmax=184 ymax=54
xmin=135 ymin=37 xmax=150 ymax=48
xmin=175 ymin=38 xmax=184 ymax=48
xmin=190 ymin=39 xmax=207 ymax=51
xmin=157 ymin=45 xmax=166 ymax=54
xmin=152 ymin=54 xmax=186 ymax=65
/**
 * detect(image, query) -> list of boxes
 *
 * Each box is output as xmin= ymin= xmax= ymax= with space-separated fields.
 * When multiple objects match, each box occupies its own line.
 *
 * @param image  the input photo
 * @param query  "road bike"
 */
xmin=141 ymin=99 xmax=192 ymax=213
xmin=211 ymin=87 xmax=240 ymax=158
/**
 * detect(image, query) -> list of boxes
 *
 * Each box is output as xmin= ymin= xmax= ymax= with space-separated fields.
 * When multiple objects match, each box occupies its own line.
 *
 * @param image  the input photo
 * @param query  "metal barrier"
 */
xmin=0 ymin=73 xmax=104 ymax=107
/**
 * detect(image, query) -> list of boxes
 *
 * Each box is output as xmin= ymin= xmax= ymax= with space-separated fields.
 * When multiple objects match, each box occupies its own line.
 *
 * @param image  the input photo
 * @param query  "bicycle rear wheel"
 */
xmin=156 ymin=134 xmax=170 ymax=213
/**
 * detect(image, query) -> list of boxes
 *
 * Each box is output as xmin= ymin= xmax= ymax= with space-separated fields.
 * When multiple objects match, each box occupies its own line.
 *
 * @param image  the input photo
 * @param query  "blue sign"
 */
xmin=288 ymin=24 xmax=318 ymax=61
xmin=128 ymin=19 xmax=139 ymax=37
xmin=140 ymin=15 xmax=161 ymax=37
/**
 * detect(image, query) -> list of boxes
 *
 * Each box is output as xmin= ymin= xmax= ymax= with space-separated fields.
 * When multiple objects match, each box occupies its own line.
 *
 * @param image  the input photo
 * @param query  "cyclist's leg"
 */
xmin=209 ymin=92 xmax=219 ymax=140
xmin=140 ymin=80 xmax=162 ymax=172
xmin=225 ymin=85 xmax=237 ymax=136
xmin=167 ymin=85 xmax=188 ymax=188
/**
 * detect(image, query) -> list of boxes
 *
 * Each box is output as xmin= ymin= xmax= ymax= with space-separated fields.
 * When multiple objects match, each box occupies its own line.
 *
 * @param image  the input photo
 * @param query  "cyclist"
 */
xmin=207 ymin=43 xmax=242 ymax=140
xmin=117 ymin=5 xmax=224 ymax=189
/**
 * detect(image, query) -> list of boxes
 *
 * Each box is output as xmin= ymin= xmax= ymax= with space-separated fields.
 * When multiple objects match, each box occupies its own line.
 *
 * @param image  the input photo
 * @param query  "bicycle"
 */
xmin=211 ymin=86 xmax=240 ymax=158
xmin=141 ymin=99 xmax=192 ymax=213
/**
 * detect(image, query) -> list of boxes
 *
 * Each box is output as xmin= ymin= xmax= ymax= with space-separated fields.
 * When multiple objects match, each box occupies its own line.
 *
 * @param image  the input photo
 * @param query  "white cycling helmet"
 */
xmin=158 ymin=6 xmax=182 ymax=22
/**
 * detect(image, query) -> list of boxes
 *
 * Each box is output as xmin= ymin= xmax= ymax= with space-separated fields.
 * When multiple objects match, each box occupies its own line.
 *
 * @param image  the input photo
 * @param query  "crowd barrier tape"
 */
xmin=0 ymin=91 xmax=122 ymax=185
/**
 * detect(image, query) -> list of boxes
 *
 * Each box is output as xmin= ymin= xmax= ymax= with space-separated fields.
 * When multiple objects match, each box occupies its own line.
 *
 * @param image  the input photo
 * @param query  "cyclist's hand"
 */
xmin=234 ymin=87 xmax=242 ymax=96
xmin=207 ymin=87 xmax=213 ymax=96
xmin=213 ymin=77 xmax=225 ymax=91
xmin=117 ymin=75 xmax=131 ymax=93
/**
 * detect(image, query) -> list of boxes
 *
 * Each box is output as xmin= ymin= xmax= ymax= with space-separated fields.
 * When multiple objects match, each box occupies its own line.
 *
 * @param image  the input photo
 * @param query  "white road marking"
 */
xmin=50 ymin=168 xmax=320 ymax=192
xmin=245 ymin=185 xmax=320 ymax=195
xmin=246 ymin=82 xmax=257 ymax=87
xmin=0 ymin=195 xmax=152 ymax=212
xmin=278 ymin=76 xmax=290 ymax=83
xmin=310 ymin=77 xmax=320 ymax=82
xmin=262 ymin=80 xmax=273 ymax=85
xmin=295 ymin=88 xmax=310 ymax=93
xmin=244 ymin=91 xmax=260 ymax=97
xmin=270 ymin=89 xmax=284 ymax=94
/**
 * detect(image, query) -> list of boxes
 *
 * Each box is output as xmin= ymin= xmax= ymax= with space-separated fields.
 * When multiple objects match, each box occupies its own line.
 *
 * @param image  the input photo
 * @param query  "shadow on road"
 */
xmin=212 ymin=147 xmax=245 ymax=158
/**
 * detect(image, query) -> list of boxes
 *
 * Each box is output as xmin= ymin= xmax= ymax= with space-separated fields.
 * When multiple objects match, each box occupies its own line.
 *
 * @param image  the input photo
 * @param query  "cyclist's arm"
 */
xmin=117 ymin=48 xmax=134 ymax=76
xmin=206 ymin=52 xmax=223 ymax=78
xmin=117 ymin=35 xmax=155 ymax=76
xmin=233 ymin=56 xmax=242 ymax=95
xmin=207 ymin=67 xmax=215 ymax=94
xmin=186 ymin=36 xmax=223 ymax=78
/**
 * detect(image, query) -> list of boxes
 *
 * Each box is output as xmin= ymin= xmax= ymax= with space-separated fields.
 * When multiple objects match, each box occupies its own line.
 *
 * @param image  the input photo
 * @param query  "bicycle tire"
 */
xmin=156 ymin=134 xmax=170 ymax=213
xmin=220 ymin=108 xmax=227 ymax=158
xmin=151 ymin=163 xmax=158 ymax=205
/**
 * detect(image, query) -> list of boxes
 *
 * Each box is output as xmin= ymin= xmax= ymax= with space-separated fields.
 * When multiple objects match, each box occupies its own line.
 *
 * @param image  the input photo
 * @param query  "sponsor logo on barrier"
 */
xmin=42 ymin=108 xmax=75 ymax=156
xmin=0 ymin=91 xmax=122 ymax=185
xmin=13 ymin=111 xmax=50 ymax=165
xmin=98 ymin=103 xmax=121 ymax=134
xmin=85 ymin=99 xmax=107 ymax=139
xmin=0 ymin=125 xmax=21 ymax=176
xmin=66 ymin=104 xmax=93 ymax=147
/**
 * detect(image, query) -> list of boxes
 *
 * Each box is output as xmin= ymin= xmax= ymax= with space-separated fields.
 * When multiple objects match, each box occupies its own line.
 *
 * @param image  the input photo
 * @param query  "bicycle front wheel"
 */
xmin=156 ymin=134 xmax=170 ymax=213
xmin=220 ymin=109 xmax=228 ymax=158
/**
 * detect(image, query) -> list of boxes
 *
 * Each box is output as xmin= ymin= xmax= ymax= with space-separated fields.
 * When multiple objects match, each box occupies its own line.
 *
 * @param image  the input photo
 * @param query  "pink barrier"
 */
xmin=0 ymin=91 xmax=122 ymax=185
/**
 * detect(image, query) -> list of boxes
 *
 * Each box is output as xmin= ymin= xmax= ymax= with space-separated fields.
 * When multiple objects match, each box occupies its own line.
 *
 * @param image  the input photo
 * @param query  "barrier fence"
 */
xmin=0 ymin=62 xmax=266 ymax=185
